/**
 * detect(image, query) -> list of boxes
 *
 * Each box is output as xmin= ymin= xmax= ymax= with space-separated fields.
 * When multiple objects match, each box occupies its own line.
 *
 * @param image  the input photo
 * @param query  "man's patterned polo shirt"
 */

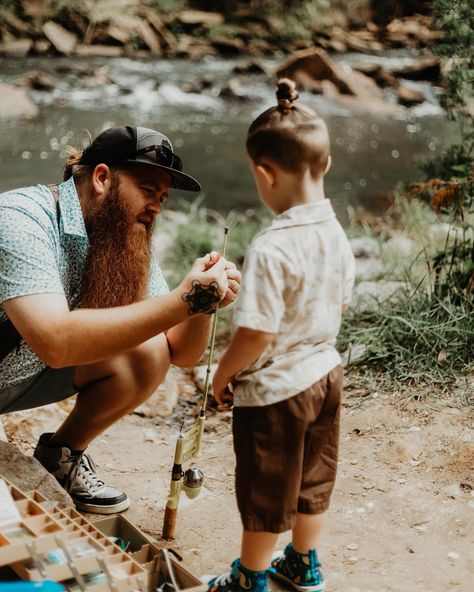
xmin=0 ymin=177 xmax=168 ymax=390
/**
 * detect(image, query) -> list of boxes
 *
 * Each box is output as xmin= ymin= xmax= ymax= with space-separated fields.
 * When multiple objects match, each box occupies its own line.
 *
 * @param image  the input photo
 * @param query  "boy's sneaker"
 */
xmin=34 ymin=432 xmax=130 ymax=514
xmin=205 ymin=559 xmax=268 ymax=592
xmin=270 ymin=543 xmax=325 ymax=591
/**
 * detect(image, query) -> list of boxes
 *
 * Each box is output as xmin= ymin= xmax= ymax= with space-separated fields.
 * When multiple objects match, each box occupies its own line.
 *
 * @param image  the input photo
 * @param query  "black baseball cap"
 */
xmin=80 ymin=125 xmax=201 ymax=192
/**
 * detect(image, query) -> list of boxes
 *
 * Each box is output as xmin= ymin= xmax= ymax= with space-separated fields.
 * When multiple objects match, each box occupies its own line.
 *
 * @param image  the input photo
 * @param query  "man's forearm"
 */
xmin=166 ymin=315 xmax=213 ymax=367
xmin=47 ymin=290 xmax=189 ymax=367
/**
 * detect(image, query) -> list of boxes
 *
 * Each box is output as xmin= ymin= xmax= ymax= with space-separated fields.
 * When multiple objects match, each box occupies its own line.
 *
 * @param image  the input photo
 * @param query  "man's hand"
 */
xmin=212 ymin=367 xmax=234 ymax=408
xmin=178 ymin=252 xmax=241 ymax=315
xmin=178 ymin=253 xmax=229 ymax=315
xmin=204 ymin=251 xmax=241 ymax=309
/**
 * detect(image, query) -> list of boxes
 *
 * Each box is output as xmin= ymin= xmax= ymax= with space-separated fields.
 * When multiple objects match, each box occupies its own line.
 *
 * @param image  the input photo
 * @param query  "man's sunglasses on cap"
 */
xmin=134 ymin=144 xmax=183 ymax=172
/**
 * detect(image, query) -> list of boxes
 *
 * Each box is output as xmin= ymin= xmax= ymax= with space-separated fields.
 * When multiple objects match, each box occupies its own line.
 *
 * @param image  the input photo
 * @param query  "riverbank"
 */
xmin=0 ymin=2 xmax=441 ymax=61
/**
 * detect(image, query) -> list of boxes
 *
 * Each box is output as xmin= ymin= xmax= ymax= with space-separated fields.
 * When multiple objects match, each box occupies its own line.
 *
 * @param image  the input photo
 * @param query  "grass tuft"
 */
xmin=338 ymin=287 xmax=473 ymax=403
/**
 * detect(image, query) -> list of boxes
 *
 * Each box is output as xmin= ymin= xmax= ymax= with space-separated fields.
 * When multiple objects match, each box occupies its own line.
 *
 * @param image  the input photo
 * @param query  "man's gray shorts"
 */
xmin=0 ymin=367 xmax=76 ymax=414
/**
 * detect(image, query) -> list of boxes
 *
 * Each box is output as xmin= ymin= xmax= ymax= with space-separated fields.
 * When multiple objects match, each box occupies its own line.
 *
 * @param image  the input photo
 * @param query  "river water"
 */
xmin=0 ymin=52 xmax=456 ymax=223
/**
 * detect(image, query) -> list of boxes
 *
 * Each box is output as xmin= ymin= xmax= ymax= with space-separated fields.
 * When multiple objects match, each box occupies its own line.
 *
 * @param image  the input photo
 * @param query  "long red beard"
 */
xmin=81 ymin=178 xmax=153 ymax=309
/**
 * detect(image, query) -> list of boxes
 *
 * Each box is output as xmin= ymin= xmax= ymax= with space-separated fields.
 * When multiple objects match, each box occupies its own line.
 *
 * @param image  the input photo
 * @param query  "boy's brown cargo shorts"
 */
xmin=233 ymin=365 xmax=343 ymax=533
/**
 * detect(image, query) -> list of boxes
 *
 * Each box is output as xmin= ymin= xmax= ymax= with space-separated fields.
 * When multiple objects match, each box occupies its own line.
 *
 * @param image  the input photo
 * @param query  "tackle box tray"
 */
xmin=0 ymin=476 xmax=206 ymax=591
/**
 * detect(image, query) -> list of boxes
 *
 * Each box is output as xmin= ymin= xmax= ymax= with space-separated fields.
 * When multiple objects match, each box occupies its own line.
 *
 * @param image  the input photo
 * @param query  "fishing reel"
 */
xmin=163 ymin=460 xmax=204 ymax=539
xmin=172 ymin=465 xmax=204 ymax=500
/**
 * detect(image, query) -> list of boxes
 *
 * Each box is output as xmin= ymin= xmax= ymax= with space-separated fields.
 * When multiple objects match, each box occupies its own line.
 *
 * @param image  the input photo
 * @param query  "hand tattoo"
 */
xmin=182 ymin=281 xmax=221 ymax=314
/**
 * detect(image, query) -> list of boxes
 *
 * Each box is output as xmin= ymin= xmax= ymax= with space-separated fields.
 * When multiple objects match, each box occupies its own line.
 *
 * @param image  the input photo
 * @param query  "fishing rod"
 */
xmin=162 ymin=227 xmax=229 ymax=540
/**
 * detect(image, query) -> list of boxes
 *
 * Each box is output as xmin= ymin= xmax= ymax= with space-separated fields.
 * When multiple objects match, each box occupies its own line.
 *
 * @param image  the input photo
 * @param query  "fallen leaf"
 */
xmin=437 ymin=347 xmax=447 ymax=364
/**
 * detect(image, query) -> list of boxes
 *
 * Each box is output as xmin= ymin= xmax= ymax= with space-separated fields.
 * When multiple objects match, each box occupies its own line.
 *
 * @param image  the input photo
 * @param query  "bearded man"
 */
xmin=0 ymin=126 xmax=241 ymax=514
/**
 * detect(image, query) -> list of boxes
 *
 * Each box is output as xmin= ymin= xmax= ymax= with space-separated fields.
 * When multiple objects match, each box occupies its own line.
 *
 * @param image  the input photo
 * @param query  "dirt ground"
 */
xmin=72 ymin=375 xmax=473 ymax=592
xmin=5 ymin=373 xmax=474 ymax=591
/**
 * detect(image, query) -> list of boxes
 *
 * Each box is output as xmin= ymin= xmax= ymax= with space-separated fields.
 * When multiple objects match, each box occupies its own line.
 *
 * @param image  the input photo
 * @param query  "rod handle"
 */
xmin=162 ymin=505 xmax=178 ymax=540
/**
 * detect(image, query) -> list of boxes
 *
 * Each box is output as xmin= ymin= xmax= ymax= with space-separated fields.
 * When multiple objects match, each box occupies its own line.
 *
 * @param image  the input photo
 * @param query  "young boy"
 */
xmin=209 ymin=79 xmax=355 ymax=592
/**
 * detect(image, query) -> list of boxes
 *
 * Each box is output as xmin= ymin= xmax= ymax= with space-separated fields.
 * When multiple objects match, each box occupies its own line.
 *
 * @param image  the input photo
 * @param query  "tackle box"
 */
xmin=0 ymin=476 xmax=206 ymax=592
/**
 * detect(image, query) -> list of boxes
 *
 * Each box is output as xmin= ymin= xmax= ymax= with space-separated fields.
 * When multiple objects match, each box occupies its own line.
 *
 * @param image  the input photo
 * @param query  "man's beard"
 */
xmin=80 ymin=177 xmax=154 ymax=309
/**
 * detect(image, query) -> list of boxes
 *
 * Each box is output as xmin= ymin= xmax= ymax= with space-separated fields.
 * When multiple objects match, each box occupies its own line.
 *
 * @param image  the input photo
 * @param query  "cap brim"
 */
xmin=125 ymin=158 xmax=201 ymax=192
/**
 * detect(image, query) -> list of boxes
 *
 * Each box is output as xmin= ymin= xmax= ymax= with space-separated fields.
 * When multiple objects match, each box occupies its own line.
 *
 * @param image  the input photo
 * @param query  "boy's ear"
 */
xmin=255 ymin=163 xmax=276 ymax=188
xmin=323 ymin=155 xmax=332 ymax=176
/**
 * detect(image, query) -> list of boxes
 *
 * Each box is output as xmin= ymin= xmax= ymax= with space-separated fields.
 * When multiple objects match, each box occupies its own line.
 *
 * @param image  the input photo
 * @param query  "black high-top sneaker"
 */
xmin=34 ymin=433 xmax=130 ymax=514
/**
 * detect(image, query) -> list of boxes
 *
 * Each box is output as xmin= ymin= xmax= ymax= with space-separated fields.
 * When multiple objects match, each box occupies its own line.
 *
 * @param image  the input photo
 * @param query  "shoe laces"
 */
xmin=65 ymin=452 xmax=105 ymax=496
xmin=212 ymin=570 xmax=234 ymax=588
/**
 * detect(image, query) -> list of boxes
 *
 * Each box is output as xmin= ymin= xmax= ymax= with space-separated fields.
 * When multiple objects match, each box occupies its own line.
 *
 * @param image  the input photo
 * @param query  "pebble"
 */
xmin=398 ymin=478 xmax=406 ymax=484
xmin=356 ymin=507 xmax=366 ymax=514
xmin=447 ymin=551 xmax=459 ymax=560
xmin=350 ymin=460 xmax=358 ymax=465
xmin=366 ymin=501 xmax=375 ymax=509
xmin=414 ymin=525 xmax=427 ymax=532
xmin=346 ymin=543 xmax=359 ymax=551
xmin=408 ymin=426 xmax=422 ymax=432
xmin=144 ymin=428 xmax=158 ymax=442
xmin=348 ymin=555 xmax=358 ymax=563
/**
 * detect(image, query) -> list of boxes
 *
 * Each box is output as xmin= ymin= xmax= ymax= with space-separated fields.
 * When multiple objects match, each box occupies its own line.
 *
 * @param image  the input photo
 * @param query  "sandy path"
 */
xmin=84 ymin=387 xmax=473 ymax=592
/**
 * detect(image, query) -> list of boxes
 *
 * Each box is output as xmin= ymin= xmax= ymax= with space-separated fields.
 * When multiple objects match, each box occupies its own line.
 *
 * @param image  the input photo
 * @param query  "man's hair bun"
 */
xmin=276 ymin=78 xmax=299 ymax=114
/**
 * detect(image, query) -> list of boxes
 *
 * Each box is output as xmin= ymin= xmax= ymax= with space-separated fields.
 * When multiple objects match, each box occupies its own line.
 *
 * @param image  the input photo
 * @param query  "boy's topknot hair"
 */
xmin=246 ymin=78 xmax=330 ymax=178
xmin=276 ymin=78 xmax=299 ymax=114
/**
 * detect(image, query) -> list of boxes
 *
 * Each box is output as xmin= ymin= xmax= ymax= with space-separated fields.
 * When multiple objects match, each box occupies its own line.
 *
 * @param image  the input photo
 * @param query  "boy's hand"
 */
xmin=212 ymin=368 xmax=234 ymax=409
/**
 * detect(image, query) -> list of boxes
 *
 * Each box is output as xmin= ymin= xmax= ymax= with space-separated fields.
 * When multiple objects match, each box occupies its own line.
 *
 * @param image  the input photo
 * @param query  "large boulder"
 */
xmin=211 ymin=37 xmax=246 ymax=55
xmin=398 ymin=86 xmax=425 ymax=107
xmin=177 ymin=10 xmax=224 ymax=27
xmin=350 ymin=237 xmax=381 ymax=259
xmin=276 ymin=48 xmax=403 ymax=115
xmin=276 ymin=48 xmax=384 ymax=99
xmin=16 ymin=70 xmax=56 ymax=92
xmin=0 ymin=84 xmax=38 ymax=120
xmin=0 ymin=39 xmax=33 ymax=57
xmin=354 ymin=63 xmax=399 ymax=88
xmin=232 ymin=60 xmax=268 ymax=74
xmin=0 ymin=441 xmax=71 ymax=507
xmin=74 ymin=45 xmax=124 ymax=58
xmin=1 ymin=403 xmax=68 ymax=450
xmin=351 ymin=280 xmax=407 ymax=312
xmin=390 ymin=58 xmax=441 ymax=82
xmin=349 ymin=237 xmax=384 ymax=280
xmin=109 ymin=14 xmax=161 ymax=55
xmin=43 ymin=21 xmax=78 ymax=55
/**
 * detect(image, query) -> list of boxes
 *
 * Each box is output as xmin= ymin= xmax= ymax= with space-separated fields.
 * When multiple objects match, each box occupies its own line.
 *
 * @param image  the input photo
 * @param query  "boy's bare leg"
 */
xmin=292 ymin=512 xmax=325 ymax=553
xmin=50 ymin=334 xmax=169 ymax=451
xmin=241 ymin=531 xmax=279 ymax=571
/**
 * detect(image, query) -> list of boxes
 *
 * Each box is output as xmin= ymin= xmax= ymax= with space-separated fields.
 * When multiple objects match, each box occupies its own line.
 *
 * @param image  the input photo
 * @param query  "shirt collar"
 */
xmin=58 ymin=177 xmax=88 ymax=239
xmin=256 ymin=200 xmax=336 ymax=238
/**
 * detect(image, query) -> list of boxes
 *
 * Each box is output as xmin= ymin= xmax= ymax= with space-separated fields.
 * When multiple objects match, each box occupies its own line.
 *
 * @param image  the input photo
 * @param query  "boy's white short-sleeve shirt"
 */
xmin=232 ymin=199 xmax=355 ymax=407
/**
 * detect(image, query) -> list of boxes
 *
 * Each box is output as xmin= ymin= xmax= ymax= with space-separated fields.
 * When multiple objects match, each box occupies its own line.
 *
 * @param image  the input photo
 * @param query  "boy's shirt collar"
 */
xmin=256 ymin=199 xmax=336 ymax=238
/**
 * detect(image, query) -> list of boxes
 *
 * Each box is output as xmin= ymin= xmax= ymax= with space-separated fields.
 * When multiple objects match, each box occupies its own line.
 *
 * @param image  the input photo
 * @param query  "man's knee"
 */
xmin=73 ymin=334 xmax=170 ymax=397
xmin=125 ymin=334 xmax=171 ymax=394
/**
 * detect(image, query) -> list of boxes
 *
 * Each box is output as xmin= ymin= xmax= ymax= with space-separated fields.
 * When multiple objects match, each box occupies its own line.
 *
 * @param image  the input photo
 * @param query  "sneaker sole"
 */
xmin=269 ymin=571 xmax=325 ymax=592
xmin=74 ymin=498 xmax=131 ymax=514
